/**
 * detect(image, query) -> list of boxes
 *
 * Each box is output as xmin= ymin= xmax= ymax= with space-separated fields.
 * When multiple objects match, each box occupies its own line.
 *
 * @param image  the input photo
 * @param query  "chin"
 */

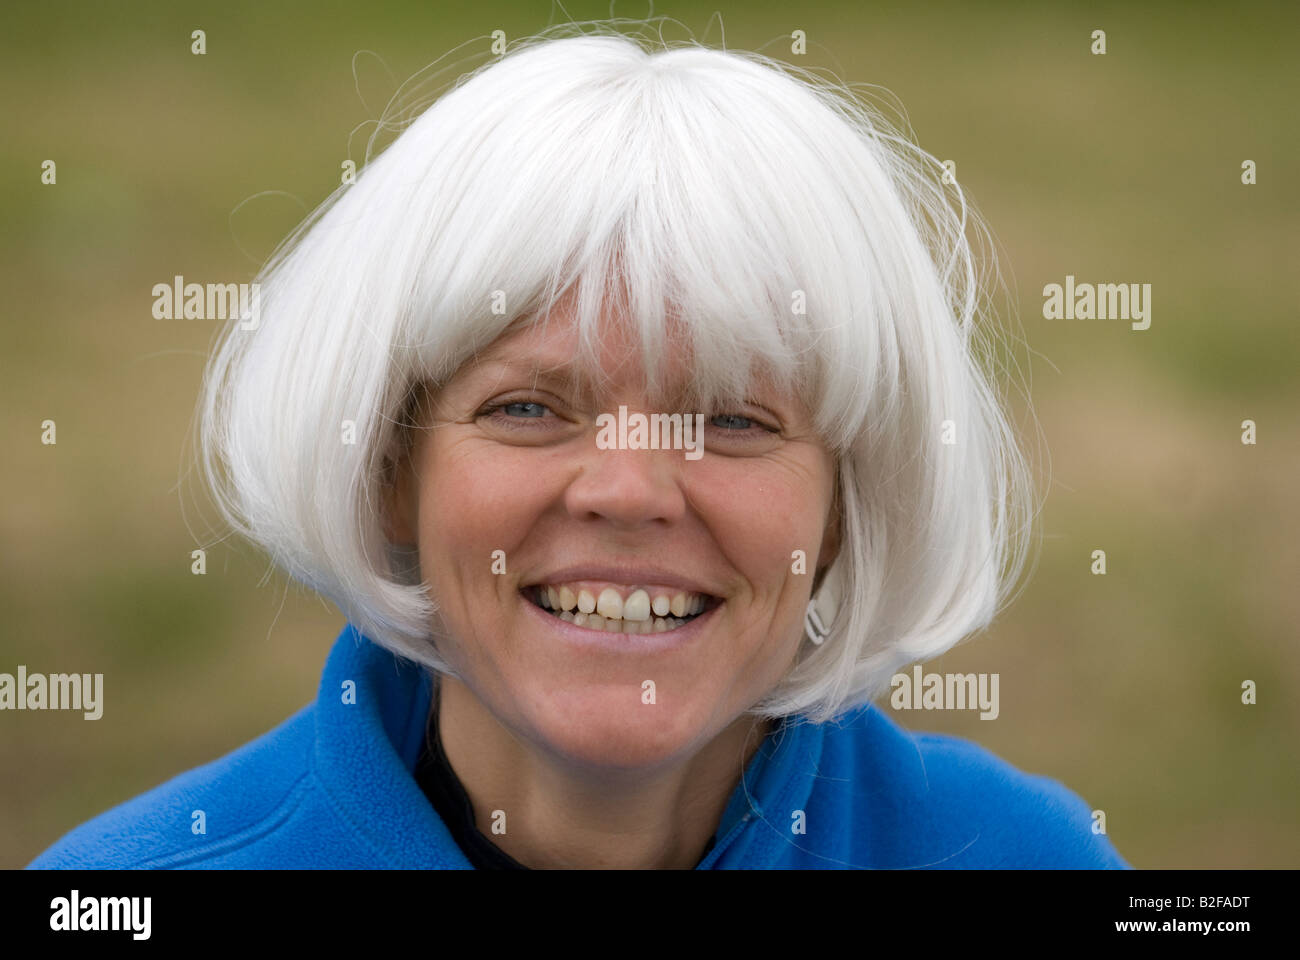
xmin=515 ymin=685 xmax=714 ymax=774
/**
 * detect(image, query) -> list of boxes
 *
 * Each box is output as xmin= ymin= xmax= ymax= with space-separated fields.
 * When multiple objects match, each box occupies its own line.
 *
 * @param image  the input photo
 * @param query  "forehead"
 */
xmin=434 ymin=284 xmax=812 ymax=424
xmin=455 ymin=311 xmax=689 ymax=405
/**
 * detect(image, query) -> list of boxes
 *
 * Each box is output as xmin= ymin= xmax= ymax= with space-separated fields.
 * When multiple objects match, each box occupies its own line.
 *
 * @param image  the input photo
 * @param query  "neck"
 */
xmin=433 ymin=674 xmax=772 ymax=869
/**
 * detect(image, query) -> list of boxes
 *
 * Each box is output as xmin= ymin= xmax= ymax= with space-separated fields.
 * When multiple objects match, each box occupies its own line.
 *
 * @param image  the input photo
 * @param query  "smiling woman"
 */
xmin=28 ymin=19 xmax=1128 ymax=870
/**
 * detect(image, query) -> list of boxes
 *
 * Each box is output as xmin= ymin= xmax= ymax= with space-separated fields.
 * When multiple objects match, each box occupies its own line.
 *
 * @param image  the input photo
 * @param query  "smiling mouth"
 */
xmin=522 ymin=585 xmax=720 ymax=634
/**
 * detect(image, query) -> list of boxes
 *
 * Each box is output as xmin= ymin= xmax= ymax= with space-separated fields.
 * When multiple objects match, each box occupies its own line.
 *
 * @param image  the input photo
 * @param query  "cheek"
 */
xmin=686 ymin=461 xmax=827 ymax=593
xmin=414 ymin=440 xmax=557 ymax=585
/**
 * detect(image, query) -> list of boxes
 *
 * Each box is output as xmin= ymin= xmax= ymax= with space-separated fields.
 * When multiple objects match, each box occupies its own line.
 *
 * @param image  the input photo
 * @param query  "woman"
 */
xmin=31 ymin=23 xmax=1128 ymax=869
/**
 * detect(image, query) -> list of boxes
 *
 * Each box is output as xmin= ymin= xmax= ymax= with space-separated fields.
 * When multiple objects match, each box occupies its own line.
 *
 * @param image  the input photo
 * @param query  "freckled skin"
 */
xmin=384 ymin=305 xmax=840 ymax=869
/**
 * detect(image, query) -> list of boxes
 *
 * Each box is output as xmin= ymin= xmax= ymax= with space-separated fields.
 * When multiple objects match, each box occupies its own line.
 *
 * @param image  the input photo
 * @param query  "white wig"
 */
xmin=197 ymin=20 xmax=1035 ymax=725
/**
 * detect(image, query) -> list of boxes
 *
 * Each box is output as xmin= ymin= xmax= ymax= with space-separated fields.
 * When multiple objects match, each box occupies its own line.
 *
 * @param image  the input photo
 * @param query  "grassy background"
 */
xmin=2 ymin=0 xmax=1296 ymax=867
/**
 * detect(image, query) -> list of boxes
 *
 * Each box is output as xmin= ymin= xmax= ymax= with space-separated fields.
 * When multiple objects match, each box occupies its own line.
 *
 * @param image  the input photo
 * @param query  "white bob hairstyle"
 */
xmin=198 ymin=21 xmax=1035 ymax=725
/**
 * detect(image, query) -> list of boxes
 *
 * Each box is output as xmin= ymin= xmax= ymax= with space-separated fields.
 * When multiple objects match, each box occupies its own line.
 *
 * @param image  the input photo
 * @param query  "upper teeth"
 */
xmin=535 ymin=584 xmax=708 ymax=621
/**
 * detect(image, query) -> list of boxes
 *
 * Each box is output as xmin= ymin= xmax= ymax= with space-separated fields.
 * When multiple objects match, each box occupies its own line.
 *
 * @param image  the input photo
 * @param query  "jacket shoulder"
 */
xmin=28 ymin=704 xmax=317 ymax=869
xmin=824 ymin=704 xmax=1130 ymax=868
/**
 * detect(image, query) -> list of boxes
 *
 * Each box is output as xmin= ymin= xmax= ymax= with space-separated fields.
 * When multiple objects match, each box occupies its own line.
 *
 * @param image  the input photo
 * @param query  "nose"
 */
xmin=563 ymin=435 xmax=689 ymax=529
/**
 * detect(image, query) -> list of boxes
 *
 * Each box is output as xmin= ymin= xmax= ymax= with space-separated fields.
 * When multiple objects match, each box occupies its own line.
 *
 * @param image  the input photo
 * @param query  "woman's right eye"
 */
xmin=494 ymin=401 xmax=549 ymax=418
xmin=476 ymin=399 xmax=561 ymax=431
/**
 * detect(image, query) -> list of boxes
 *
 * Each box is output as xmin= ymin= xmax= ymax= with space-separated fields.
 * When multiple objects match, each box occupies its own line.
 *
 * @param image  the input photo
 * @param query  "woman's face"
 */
xmin=388 ymin=306 xmax=840 ymax=773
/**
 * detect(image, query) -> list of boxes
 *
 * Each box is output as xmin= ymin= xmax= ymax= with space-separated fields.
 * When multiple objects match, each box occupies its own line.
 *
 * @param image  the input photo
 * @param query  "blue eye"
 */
xmin=500 ymin=402 xmax=547 ymax=418
xmin=709 ymin=413 xmax=780 ymax=436
xmin=477 ymin=400 xmax=557 ymax=431
xmin=711 ymin=414 xmax=754 ymax=430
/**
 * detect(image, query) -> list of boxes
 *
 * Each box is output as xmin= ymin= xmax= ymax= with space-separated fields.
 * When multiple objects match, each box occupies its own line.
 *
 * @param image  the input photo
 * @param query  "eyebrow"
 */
xmin=458 ymin=353 xmax=714 ymax=416
xmin=458 ymin=355 xmax=599 ymax=401
xmin=457 ymin=341 xmax=784 ymax=415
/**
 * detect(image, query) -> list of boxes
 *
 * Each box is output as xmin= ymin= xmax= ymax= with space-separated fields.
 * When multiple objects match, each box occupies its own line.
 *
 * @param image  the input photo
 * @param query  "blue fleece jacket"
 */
xmin=28 ymin=624 xmax=1130 ymax=869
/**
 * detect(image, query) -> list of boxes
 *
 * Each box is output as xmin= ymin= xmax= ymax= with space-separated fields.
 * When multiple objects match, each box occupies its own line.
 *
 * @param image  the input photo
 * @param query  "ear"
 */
xmin=381 ymin=440 xmax=419 ymax=547
xmin=811 ymin=466 xmax=842 ymax=594
xmin=382 ymin=383 xmax=429 ymax=547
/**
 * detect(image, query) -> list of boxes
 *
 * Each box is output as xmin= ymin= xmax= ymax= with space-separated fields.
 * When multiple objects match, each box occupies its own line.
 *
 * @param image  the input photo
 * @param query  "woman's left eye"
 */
xmin=710 ymin=413 xmax=755 ymax=430
xmin=709 ymin=413 xmax=776 ymax=434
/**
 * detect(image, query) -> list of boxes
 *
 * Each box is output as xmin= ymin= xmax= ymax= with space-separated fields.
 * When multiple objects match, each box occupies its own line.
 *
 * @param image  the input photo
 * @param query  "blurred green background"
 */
xmin=2 ymin=0 xmax=1296 ymax=868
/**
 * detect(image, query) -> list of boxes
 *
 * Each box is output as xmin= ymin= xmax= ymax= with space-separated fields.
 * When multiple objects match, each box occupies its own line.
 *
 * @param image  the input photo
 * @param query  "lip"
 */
xmin=520 ymin=588 xmax=721 ymax=653
xmin=521 ymin=564 xmax=722 ymax=598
